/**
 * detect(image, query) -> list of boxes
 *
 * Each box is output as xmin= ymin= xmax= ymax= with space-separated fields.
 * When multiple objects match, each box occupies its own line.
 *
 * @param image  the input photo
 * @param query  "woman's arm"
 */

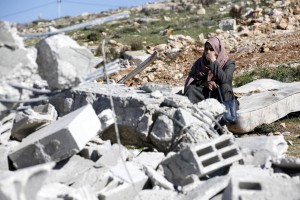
xmin=208 ymin=60 xmax=235 ymax=84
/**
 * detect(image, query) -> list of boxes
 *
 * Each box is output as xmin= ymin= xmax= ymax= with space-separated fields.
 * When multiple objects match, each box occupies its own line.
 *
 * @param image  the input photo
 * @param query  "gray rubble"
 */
xmin=0 ymin=18 xmax=299 ymax=200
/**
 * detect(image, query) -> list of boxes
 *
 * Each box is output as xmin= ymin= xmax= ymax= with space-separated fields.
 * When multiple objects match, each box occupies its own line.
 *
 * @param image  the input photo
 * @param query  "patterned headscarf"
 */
xmin=184 ymin=37 xmax=229 ymax=91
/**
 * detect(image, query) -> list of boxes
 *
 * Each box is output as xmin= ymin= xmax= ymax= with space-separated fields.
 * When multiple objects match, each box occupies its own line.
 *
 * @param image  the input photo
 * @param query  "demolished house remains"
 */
xmin=0 ymin=5 xmax=300 ymax=200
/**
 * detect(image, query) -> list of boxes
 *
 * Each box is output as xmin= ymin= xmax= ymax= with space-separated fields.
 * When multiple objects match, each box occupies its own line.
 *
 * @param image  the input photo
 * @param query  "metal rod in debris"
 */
xmin=117 ymin=51 xmax=157 ymax=84
xmin=83 ymin=59 xmax=121 ymax=82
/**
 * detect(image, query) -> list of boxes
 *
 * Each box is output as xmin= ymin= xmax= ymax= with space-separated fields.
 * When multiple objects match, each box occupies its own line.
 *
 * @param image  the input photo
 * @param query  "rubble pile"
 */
xmin=0 ymin=18 xmax=300 ymax=200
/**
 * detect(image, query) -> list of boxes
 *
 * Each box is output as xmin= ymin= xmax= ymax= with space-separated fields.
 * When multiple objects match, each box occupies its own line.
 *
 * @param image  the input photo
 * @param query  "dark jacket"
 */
xmin=208 ymin=60 xmax=235 ymax=101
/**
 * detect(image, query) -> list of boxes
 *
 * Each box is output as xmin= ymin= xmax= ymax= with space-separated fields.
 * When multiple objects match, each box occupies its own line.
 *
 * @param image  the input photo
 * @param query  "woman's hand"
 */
xmin=206 ymin=53 xmax=217 ymax=63
xmin=203 ymin=81 xmax=217 ymax=91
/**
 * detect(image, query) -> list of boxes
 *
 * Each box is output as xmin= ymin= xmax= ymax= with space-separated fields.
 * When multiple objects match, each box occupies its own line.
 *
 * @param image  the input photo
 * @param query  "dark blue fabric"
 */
xmin=223 ymin=98 xmax=238 ymax=123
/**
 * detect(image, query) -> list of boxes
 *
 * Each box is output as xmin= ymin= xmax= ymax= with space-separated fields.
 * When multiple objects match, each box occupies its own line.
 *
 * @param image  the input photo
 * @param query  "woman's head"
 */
xmin=204 ymin=37 xmax=228 ymax=68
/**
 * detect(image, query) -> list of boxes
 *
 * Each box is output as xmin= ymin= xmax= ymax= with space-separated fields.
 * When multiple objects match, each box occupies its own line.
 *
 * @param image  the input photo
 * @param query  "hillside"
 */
xmin=19 ymin=0 xmax=300 ymax=86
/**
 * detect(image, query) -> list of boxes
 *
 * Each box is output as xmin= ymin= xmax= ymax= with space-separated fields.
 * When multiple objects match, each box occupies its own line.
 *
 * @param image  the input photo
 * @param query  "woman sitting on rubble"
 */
xmin=183 ymin=36 xmax=237 ymax=127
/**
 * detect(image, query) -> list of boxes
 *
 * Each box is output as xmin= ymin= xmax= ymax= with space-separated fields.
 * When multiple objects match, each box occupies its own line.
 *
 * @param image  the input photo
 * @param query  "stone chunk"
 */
xmin=36 ymin=34 xmax=95 ymax=90
xmin=0 ymin=21 xmax=24 ymax=49
xmin=98 ymin=162 xmax=149 ymax=200
xmin=11 ymin=104 xmax=58 ymax=141
xmin=0 ymin=162 xmax=54 ymax=200
xmin=235 ymin=135 xmax=288 ymax=166
xmin=9 ymin=104 xmax=101 ymax=169
xmin=94 ymin=144 xmax=133 ymax=167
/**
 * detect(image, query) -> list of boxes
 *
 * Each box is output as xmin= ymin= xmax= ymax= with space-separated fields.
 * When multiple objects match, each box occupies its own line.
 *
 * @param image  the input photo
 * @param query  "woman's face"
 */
xmin=204 ymin=43 xmax=217 ymax=59
xmin=204 ymin=42 xmax=218 ymax=62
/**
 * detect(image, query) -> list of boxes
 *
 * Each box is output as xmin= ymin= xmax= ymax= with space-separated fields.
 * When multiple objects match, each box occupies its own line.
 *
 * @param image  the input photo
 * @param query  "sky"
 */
xmin=0 ymin=0 xmax=160 ymax=24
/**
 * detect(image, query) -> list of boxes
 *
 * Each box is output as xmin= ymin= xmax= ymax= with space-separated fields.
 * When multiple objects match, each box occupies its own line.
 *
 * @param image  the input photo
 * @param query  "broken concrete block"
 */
xmin=98 ymin=162 xmax=149 ymax=200
xmin=11 ymin=104 xmax=58 ymax=141
xmin=37 ymin=183 xmax=98 ymax=200
xmin=235 ymin=135 xmax=288 ymax=166
xmin=36 ymin=34 xmax=95 ymax=90
xmin=159 ymin=135 xmax=243 ymax=186
xmin=222 ymin=165 xmax=300 ymax=200
xmin=0 ymin=162 xmax=54 ymax=200
xmin=9 ymin=104 xmax=101 ymax=169
xmin=181 ymin=175 xmax=230 ymax=200
xmin=79 ymin=138 xmax=111 ymax=161
xmin=94 ymin=144 xmax=133 ymax=167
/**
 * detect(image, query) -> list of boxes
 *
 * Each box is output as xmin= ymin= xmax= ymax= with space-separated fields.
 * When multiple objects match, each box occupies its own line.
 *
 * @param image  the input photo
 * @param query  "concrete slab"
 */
xmin=229 ymin=80 xmax=300 ymax=133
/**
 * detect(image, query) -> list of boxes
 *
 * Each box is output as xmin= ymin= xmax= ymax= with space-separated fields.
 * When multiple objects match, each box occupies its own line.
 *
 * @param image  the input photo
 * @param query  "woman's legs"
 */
xmin=184 ymin=84 xmax=206 ymax=104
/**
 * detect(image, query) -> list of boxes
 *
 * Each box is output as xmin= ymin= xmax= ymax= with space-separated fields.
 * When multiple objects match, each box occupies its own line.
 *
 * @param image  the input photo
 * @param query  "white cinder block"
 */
xmin=9 ymin=104 xmax=101 ymax=169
